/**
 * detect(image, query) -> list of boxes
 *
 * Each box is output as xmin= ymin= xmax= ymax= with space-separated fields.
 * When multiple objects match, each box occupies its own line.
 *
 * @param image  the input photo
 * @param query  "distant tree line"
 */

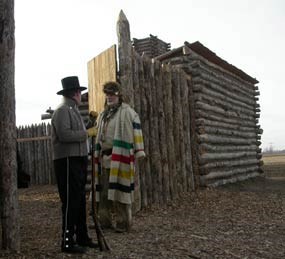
xmin=262 ymin=146 xmax=285 ymax=154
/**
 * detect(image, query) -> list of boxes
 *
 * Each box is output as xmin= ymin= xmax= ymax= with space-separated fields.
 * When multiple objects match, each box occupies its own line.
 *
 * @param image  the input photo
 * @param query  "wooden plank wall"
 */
xmin=87 ymin=45 xmax=117 ymax=114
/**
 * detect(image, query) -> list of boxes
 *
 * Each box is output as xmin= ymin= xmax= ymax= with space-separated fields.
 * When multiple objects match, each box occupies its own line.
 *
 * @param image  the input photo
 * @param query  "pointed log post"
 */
xmin=117 ymin=10 xmax=134 ymax=107
xmin=0 ymin=0 xmax=19 ymax=251
xmin=117 ymin=10 xmax=142 ymax=211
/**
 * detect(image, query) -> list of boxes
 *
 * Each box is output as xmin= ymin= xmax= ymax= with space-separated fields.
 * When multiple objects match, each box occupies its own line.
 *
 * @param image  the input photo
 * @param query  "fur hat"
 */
xmin=57 ymin=76 xmax=87 ymax=95
xmin=103 ymin=81 xmax=121 ymax=96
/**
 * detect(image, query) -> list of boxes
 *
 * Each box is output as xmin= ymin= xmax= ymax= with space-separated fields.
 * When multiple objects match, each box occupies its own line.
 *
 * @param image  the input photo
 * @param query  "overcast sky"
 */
xmin=15 ymin=0 xmax=285 ymax=151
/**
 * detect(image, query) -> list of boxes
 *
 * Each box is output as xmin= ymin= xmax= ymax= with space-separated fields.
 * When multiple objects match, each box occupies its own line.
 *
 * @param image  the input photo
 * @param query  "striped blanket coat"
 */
xmin=94 ymin=103 xmax=145 ymax=204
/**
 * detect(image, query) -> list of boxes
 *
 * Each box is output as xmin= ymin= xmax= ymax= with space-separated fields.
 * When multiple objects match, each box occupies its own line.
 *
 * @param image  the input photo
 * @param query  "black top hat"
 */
xmin=57 ymin=76 xmax=87 ymax=95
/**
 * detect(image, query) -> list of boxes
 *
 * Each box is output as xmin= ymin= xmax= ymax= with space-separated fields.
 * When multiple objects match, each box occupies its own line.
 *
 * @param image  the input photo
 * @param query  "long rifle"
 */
xmin=91 ymin=135 xmax=110 ymax=251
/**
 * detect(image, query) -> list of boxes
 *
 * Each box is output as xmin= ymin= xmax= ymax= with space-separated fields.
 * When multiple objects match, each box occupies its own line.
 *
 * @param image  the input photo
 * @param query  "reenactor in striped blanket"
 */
xmin=94 ymin=81 xmax=145 ymax=233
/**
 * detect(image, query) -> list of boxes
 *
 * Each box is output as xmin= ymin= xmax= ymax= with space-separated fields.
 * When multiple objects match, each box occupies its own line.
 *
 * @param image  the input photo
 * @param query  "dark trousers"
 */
xmin=54 ymin=156 xmax=88 ymax=245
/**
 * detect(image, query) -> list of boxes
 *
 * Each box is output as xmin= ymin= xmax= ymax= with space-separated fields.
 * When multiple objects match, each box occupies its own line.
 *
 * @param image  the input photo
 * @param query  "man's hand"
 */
xmin=87 ymin=127 xmax=98 ymax=137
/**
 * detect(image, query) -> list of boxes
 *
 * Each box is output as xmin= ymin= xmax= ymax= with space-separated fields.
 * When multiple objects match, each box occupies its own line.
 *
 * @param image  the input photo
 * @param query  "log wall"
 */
xmin=160 ymin=48 xmax=263 ymax=187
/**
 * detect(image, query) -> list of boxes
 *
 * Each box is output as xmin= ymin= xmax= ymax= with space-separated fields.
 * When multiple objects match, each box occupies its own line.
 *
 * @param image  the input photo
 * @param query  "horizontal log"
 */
xmin=186 ymin=60 xmax=256 ymax=99
xmin=201 ymin=171 xmax=261 ymax=187
xmin=155 ymin=46 xmax=184 ymax=61
xmin=197 ymin=134 xmax=258 ymax=145
xmin=185 ymin=55 xmax=257 ymax=94
xmin=163 ymin=56 xmax=189 ymax=65
xmin=199 ymin=158 xmax=259 ymax=173
xmin=198 ymin=151 xmax=257 ymax=165
xmin=134 ymin=42 xmax=170 ymax=48
xmin=17 ymin=136 xmax=51 ymax=142
xmin=194 ymin=92 xmax=257 ymax=117
xmin=200 ymin=165 xmax=259 ymax=181
xmin=199 ymin=143 xmax=259 ymax=154
xmin=133 ymin=39 xmax=170 ymax=46
xmin=196 ymin=109 xmax=256 ymax=127
xmin=193 ymin=95 xmax=255 ymax=121
xmin=198 ymin=126 xmax=257 ymax=139
xmin=195 ymin=118 xmax=257 ymax=133
xmin=195 ymin=101 xmax=256 ymax=121
xmin=193 ymin=86 xmax=255 ymax=115
xmin=134 ymin=45 xmax=170 ymax=51
xmin=191 ymin=73 xmax=256 ymax=106
xmin=133 ymin=37 xmax=170 ymax=47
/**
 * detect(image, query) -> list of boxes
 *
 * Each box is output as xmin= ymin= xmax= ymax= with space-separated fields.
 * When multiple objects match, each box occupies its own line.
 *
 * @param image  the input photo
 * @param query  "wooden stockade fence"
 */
xmin=116 ymin=11 xmax=195 ymax=209
xmin=17 ymin=123 xmax=54 ymax=185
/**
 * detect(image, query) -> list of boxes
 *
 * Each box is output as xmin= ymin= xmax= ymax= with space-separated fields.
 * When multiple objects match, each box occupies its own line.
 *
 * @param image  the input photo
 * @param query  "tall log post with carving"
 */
xmin=0 ymin=0 xmax=19 ymax=251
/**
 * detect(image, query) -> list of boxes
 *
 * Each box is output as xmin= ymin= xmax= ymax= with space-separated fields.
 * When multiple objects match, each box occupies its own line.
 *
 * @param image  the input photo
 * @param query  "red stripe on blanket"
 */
xmin=94 ymin=157 xmax=100 ymax=163
xmin=112 ymin=153 xmax=134 ymax=164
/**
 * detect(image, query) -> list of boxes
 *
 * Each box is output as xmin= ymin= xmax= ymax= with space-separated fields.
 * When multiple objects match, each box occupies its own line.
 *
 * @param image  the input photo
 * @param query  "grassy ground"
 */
xmin=262 ymin=153 xmax=285 ymax=177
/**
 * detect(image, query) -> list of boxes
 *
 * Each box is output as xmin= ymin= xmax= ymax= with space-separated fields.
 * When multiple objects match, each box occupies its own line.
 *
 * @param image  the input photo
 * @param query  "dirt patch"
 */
xmin=1 ymin=175 xmax=285 ymax=258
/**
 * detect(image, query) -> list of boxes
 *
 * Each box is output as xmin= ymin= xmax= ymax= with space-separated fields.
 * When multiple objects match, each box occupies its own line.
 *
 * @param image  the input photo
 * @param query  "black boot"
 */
xmin=61 ymin=234 xmax=86 ymax=254
xmin=61 ymin=243 xmax=86 ymax=254
xmin=77 ymin=236 xmax=99 ymax=248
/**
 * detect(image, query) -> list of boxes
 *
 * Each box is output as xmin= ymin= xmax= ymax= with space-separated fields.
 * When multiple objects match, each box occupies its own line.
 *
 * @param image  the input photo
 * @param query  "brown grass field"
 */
xmin=262 ymin=153 xmax=285 ymax=177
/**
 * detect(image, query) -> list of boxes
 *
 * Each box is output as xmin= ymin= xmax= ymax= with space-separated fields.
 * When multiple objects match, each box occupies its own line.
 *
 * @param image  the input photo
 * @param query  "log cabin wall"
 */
xmin=157 ymin=42 xmax=263 ymax=187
